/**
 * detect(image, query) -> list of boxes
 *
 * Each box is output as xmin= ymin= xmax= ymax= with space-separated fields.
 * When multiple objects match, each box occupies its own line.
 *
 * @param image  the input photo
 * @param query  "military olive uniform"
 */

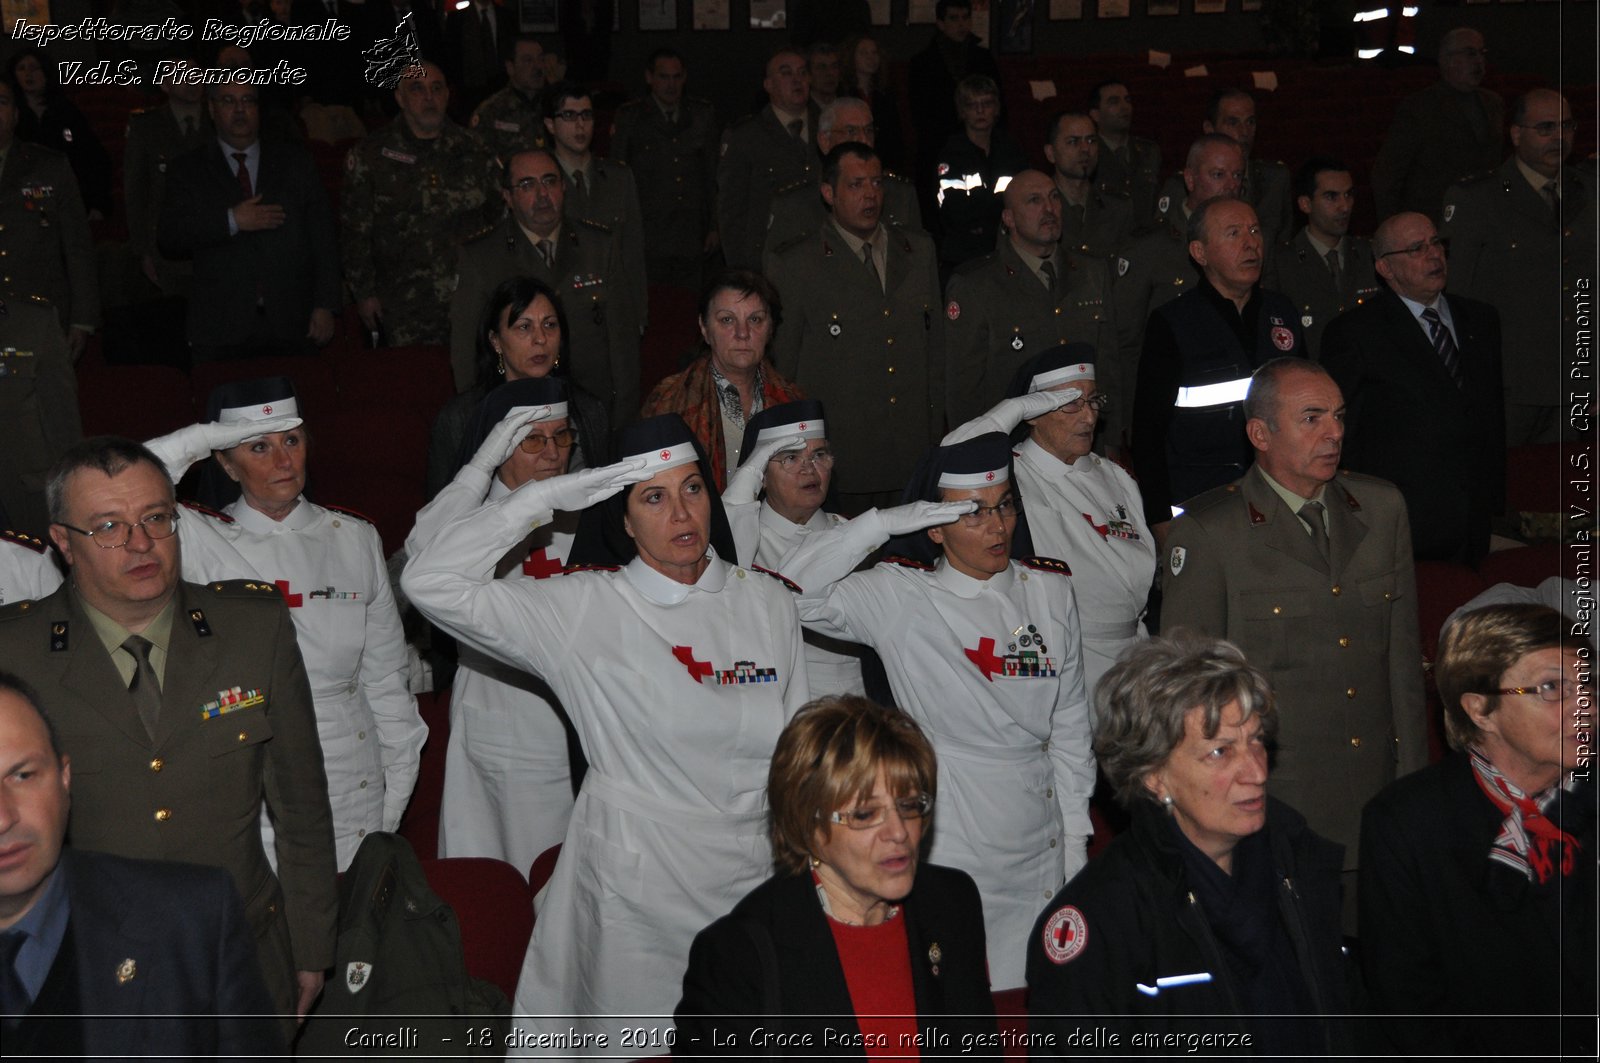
xmin=123 ymin=104 xmax=209 ymax=296
xmin=0 ymin=293 xmax=80 ymax=535
xmin=1057 ymin=184 xmax=1136 ymax=262
xmin=1094 ymin=134 xmax=1162 ymax=223
xmin=0 ymin=142 xmax=98 ymax=335
xmin=718 ymin=104 xmax=820 ymax=270
xmin=1443 ymin=157 xmax=1597 ymax=443
xmin=1263 ymin=229 xmax=1380 ymax=360
xmin=1156 ymin=157 xmax=1293 ymax=249
xmin=468 ymin=83 xmax=547 ymax=162
xmin=763 ymin=170 xmax=922 ymax=258
xmin=340 ymin=118 xmax=503 ymax=346
xmin=450 ymin=214 xmax=639 ymax=422
xmin=1111 ymin=195 xmax=1196 ymax=394
xmin=563 ymin=156 xmax=648 ymax=328
xmin=1372 ymin=81 xmax=1505 ymax=224
xmin=608 ymin=96 xmax=720 ymax=284
xmin=0 ymin=580 xmax=339 ymax=1016
xmin=944 ymin=239 xmax=1117 ymax=430
xmin=768 ymin=220 xmax=943 ymax=496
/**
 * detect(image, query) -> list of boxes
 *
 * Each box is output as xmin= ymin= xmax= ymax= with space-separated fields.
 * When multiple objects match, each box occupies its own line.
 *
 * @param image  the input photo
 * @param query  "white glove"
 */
xmin=467 ymin=406 xmax=549 ymax=476
xmin=146 ymin=417 xmax=302 ymax=483
xmin=875 ymin=499 xmax=979 ymax=535
xmin=505 ymin=458 xmax=651 ymax=522
xmin=723 ymin=433 xmax=808 ymax=506
xmin=941 ymin=388 xmax=1081 ymax=445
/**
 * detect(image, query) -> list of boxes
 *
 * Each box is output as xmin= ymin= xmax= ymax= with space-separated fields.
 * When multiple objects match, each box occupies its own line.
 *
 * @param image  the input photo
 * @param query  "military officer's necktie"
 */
xmin=0 ymin=929 xmax=27 ymax=1029
xmin=571 ymin=169 xmax=586 ymax=198
xmin=863 ymin=242 xmax=881 ymax=291
xmin=1298 ymin=500 xmax=1330 ymax=565
xmin=1324 ymin=247 xmax=1341 ymax=284
xmin=1421 ymin=306 xmax=1463 ymax=388
xmin=233 ymin=151 xmax=252 ymax=198
xmin=787 ymin=118 xmax=804 ymax=141
xmin=536 ymin=239 xmax=555 ymax=267
xmin=123 ymin=635 xmax=162 ymax=739
xmin=1542 ymin=180 xmax=1561 ymax=226
xmin=1040 ymin=257 xmax=1058 ymax=295
xmin=183 ymin=114 xmax=196 ymax=137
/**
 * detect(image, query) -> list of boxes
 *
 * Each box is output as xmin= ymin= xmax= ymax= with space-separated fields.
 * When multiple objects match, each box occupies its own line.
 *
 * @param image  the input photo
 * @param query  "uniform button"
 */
xmin=154 ymin=808 xmax=172 ymax=822
xmin=1041 ymin=740 xmax=1050 ymax=752
xmin=887 ymin=365 xmax=895 ymax=374
xmin=882 ymin=308 xmax=891 ymax=317
xmin=1350 ymin=736 xmax=1362 ymax=748
xmin=1045 ymin=890 xmax=1053 ymax=899
xmin=331 ymin=519 xmax=341 ymax=528
xmin=1383 ymin=592 xmax=1392 ymax=601
xmin=357 ymin=829 xmax=366 ymax=838
xmin=1338 ymin=636 xmax=1350 ymax=648
xmin=886 ymin=337 xmax=894 ymax=346
xmin=888 ymin=396 xmax=897 ymax=405
xmin=1053 ymin=307 xmax=1061 ymax=316
xmin=1330 ymin=585 xmax=1341 ymax=596
xmin=149 ymin=757 xmax=163 ymax=772
xmin=1046 ymin=787 xmax=1054 ymax=798
xmin=1346 ymin=687 xmax=1357 ymax=699
xmin=1049 ymin=838 xmax=1058 ymax=848
xmin=1271 ymin=605 xmax=1282 ymax=615
xmin=359 ymin=780 xmax=368 ymax=789
xmin=358 ymin=730 xmax=366 ymax=740
xmin=237 ymin=731 xmax=249 ymax=742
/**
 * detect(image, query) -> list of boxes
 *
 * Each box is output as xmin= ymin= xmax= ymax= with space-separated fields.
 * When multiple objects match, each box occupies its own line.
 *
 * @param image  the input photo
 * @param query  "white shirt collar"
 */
xmin=225 ymin=495 xmax=314 ymax=533
xmin=623 ymin=548 xmax=730 ymax=604
xmin=932 ymin=555 xmax=1014 ymax=599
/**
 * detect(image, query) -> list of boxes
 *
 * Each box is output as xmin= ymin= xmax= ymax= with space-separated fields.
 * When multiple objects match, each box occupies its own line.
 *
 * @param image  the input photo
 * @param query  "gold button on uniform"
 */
xmin=1350 ymin=737 xmax=1362 ymax=748
xmin=148 ymin=757 xmax=163 ymax=772
xmin=238 ymin=731 xmax=249 ymax=742
xmin=887 ymin=365 xmax=895 ymax=374
xmin=888 ymin=396 xmax=897 ymax=405
xmin=1272 ymin=605 xmax=1282 ymax=615
xmin=1330 ymin=585 xmax=1341 ymax=596
xmin=1338 ymin=637 xmax=1350 ymax=647
xmin=1346 ymin=687 xmax=1357 ymax=698
xmin=154 ymin=808 xmax=172 ymax=822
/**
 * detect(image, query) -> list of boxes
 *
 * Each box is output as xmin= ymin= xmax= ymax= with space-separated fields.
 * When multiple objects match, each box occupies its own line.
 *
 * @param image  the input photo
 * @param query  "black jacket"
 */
xmin=1026 ymin=799 xmax=1352 ymax=1057
xmin=1359 ymin=754 xmax=1597 ymax=1057
xmin=674 ymin=865 xmax=998 ymax=1058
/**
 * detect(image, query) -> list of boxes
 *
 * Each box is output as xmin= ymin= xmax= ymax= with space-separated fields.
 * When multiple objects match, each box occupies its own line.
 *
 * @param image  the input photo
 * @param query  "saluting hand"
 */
xmin=145 ymin=416 xmax=304 ymax=483
xmin=723 ymin=433 xmax=807 ymax=507
xmin=874 ymin=499 xmax=980 ymax=536
xmin=942 ymin=388 xmax=1081 ymax=446
xmin=468 ymin=406 xmax=548 ymax=476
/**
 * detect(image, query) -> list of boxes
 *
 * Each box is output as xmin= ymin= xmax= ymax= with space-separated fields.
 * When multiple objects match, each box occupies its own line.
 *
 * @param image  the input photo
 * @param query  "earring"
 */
xmin=810 ymin=856 xmax=822 ymax=870
xmin=1161 ymin=794 xmax=1174 ymax=809
xmin=553 ymin=352 xmax=561 ymax=369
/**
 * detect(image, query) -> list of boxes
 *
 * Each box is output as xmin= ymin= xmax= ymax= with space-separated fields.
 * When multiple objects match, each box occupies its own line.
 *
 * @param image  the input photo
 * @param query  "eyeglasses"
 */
xmin=958 ymin=498 xmax=1019 ymax=527
xmin=507 ymin=175 xmax=561 ymax=193
xmin=1496 ymin=679 xmax=1592 ymax=703
xmin=834 ymin=124 xmax=877 ymax=140
xmin=1060 ymin=393 xmax=1110 ymax=414
xmin=770 ymin=447 xmax=835 ymax=472
xmin=827 ymin=793 xmax=934 ymax=830
xmin=518 ymin=428 xmax=579 ymax=454
xmin=1517 ymin=120 xmax=1576 ymax=137
xmin=552 ymin=109 xmax=595 ymax=122
xmin=57 ymin=511 xmax=181 ymax=549
xmin=1379 ymin=235 xmax=1448 ymax=259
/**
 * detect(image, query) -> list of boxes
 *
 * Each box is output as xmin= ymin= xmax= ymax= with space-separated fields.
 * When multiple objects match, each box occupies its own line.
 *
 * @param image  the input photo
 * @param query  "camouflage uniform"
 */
xmin=0 ymin=293 xmax=81 ymax=534
xmin=764 ymin=170 xmax=922 ymax=258
xmin=608 ymin=96 xmax=720 ymax=285
xmin=944 ymin=241 xmax=1118 ymax=434
xmin=340 ymin=118 xmax=503 ymax=346
xmin=469 ymin=84 xmax=547 ymax=163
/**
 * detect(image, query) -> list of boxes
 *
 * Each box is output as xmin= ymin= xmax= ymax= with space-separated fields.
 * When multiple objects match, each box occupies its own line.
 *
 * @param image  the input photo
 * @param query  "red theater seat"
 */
xmin=418 ymin=856 xmax=533 ymax=1000
xmin=77 ymin=363 xmax=195 ymax=439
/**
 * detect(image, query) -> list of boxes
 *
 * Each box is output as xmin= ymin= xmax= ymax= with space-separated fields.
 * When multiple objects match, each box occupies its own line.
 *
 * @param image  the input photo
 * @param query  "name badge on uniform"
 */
xmin=493 ymin=120 xmax=521 ymax=132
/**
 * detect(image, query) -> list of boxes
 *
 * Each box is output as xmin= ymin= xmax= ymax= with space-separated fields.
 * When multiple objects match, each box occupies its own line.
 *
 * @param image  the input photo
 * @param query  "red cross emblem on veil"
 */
xmin=660 ymin=449 xmax=671 ymax=461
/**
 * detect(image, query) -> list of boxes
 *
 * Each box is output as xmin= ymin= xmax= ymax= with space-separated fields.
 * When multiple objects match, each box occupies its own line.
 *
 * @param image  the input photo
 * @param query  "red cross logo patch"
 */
xmin=1042 ymin=905 xmax=1088 ymax=965
xmin=660 ymin=449 xmax=672 ymax=461
xmin=262 ymin=405 xmax=273 ymax=415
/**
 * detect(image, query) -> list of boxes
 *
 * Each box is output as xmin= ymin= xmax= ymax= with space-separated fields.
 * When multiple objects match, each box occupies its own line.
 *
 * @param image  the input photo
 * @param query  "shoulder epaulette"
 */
xmin=322 ymin=503 xmax=374 ymax=525
xmin=204 ymin=579 xmax=282 ymax=598
xmin=576 ymin=215 xmax=613 ymax=235
xmin=463 ymin=221 xmax=498 ymax=243
xmin=1021 ymin=556 xmax=1072 ymax=577
xmin=562 ymin=562 xmax=620 ymax=574
xmin=883 ymin=169 xmax=912 ymax=184
xmin=773 ymin=177 xmax=813 ymax=196
xmin=768 ymin=232 xmax=810 ymax=258
xmin=880 ymin=554 xmax=934 ymax=571
xmin=1 ymin=528 xmax=46 ymax=554
xmin=751 ymin=564 xmax=801 ymax=594
xmin=181 ymin=499 xmax=235 ymax=524
xmin=0 ymin=599 xmax=43 ymax=620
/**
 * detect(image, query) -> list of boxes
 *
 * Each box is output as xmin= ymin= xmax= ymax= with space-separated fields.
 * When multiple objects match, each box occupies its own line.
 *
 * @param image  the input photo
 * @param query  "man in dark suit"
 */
xmin=124 ymin=58 xmax=209 ymax=299
xmin=0 ymin=672 xmax=283 ymax=1055
xmin=1371 ymin=27 xmax=1504 ymax=223
xmin=718 ymin=47 xmax=820 ymax=271
xmin=443 ymin=0 xmax=513 ymax=110
xmin=0 ymin=437 xmax=338 ymax=1021
xmin=1443 ymin=88 xmax=1595 ymax=445
xmin=158 ymin=83 xmax=340 ymax=364
xmin=1321 ymin=211 xmax=1505 ymax=563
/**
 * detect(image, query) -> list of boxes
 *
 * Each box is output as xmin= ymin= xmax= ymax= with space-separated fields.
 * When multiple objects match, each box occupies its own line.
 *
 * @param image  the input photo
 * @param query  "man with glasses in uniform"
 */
xmin=0 ymin=437 xmax=336 ymax=1024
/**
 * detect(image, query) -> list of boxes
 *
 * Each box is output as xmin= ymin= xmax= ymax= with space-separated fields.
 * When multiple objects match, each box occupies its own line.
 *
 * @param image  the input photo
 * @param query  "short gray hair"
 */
xmin=1243 ymin=356 xmax=1329 ymax=426
xmin=46 ymin=436 xmax=171 ymax=524
xmin=1095 ymin=631 xmax=1278 ymax=809
xmin=818 ymin=96 xmax=870 ymax=137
